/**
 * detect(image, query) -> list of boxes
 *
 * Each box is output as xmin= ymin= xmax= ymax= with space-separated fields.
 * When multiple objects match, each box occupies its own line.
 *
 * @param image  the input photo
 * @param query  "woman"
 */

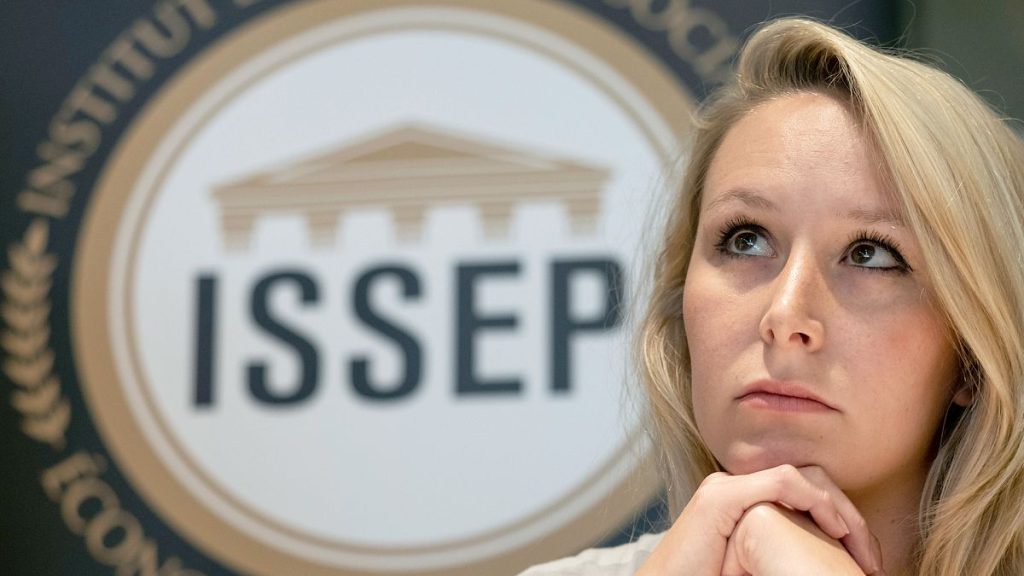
xmin=521 ymin=17 xmax=1024 ymax=576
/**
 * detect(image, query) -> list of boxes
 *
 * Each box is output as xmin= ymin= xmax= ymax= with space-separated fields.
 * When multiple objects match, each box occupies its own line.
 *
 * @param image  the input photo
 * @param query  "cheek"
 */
xmin=683 ymin=270 xmax=719 ymax=386
xmin=683 ymin=286 xmax=715 ymax=443
xmin=847 ymin=305 xmax=957 ymax=424
xmin=874 ymin=308 xmax=952 ymax=376
xmin=683 ymin=266 xmax=753 ymax=421
xmin=683 ymin=269 xmax=713 ymax=419
xmin=683 ymin=267 xmax=754 ymax=370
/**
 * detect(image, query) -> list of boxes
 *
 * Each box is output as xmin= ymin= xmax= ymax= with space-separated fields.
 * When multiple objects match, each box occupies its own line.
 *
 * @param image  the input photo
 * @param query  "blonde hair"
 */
xmin=638 ymin=18 xmax=1024 ymax=576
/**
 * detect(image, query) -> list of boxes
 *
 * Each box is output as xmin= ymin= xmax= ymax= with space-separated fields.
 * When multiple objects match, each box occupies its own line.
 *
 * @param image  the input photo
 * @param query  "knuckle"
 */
xmin=693 ymin=475 xmax=726 ymax=506
xmin=848 ymin=514 xmax=869 ymax=533
xmin=770 ymin=464 xmax=798 ymax=492
xmin=742 ymin=502 xmax=779 ymax=527
xmin=697 ymin=472 xmax=728 ymax=492
xmin=817 ymin=489 xmax=834 ymax=508
xmin=802 ymin=465 xmax=831 ymax=486
xmin=774 ymin=464 xmax=799 ymax=485
xmin=802 ymin=464 xmax=825 ymax=478
xmin=703 ymin=471 xmax=728 ymax=484
xmin=776 ymin=463 xmax=799 ymax=477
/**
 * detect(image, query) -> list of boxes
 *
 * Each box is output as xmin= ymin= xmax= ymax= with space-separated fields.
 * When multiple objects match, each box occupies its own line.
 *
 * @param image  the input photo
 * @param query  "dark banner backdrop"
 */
xmin=0 ymin=2 xmax=893 ymax=575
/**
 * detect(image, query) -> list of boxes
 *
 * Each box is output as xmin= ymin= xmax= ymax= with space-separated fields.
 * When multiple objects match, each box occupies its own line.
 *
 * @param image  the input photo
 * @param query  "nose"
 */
xmin=759 ymin=248 xmax=826 ymax=352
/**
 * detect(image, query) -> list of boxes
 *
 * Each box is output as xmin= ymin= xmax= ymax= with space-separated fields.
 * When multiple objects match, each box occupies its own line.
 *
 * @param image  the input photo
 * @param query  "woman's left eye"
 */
xmin=843 ymin=241 xmax=906 ymax=271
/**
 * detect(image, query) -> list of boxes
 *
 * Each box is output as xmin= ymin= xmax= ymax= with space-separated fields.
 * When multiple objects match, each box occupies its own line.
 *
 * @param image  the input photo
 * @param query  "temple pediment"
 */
xmin=211 ymin=124 xmax=609 ymax=249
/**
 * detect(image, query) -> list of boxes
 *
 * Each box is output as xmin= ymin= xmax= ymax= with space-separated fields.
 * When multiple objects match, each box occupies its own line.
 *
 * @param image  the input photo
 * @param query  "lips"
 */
xmin=736 ymin=379 xmax=838 ymax=412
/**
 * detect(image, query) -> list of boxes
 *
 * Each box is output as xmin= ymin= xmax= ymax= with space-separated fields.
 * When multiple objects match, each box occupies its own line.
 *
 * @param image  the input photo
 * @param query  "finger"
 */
xmin=799 ymin=466 xmax=883 ymax=574
xmin=720 ymin=532 xmax=749 ymax=576
xmin=697 ymin=466 xmax=846 ymax=540
xmin=693 ymin=464 xmax=878 ymax=573
xmin=706 ymin=464 xmax=880 ymax=574
xmin=861 ymin=531 xmax=888 ymax=576
xmin=709 ymin=464 xmax=851 ymax=541
xmin=730 ymin=502 xmax=866 ymax=576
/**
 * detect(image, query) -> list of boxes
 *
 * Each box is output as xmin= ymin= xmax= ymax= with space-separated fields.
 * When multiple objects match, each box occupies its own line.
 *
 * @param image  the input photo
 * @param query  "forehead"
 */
xmin=701 ymin=92 xmax=898 ymax=218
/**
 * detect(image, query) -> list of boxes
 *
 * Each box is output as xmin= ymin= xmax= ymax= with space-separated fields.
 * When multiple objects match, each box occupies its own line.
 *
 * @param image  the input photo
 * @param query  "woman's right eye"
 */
xmin=717 ymin=227 xmax=774 ymax=258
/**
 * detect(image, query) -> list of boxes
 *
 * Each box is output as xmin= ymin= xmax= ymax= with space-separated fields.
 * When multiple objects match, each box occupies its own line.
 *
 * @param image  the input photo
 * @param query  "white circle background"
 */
xmin=111 ymin=8 xmax=679 ymax=563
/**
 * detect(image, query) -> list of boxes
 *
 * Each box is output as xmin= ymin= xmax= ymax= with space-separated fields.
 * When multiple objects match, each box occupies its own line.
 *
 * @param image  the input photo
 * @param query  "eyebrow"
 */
xmin=705 ymin=188 xmax=905 ymax=227
xmin=842 ymin=207 xmax=905 ymax=227
xmin=704 ymin=189 xmax=778 ymax=213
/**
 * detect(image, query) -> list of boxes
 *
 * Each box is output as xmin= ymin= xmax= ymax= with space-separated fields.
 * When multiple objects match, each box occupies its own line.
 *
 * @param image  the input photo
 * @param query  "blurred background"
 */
xmin=903 ymin=0 xmax=1023 ymax=133
xmin=1 ymin=1 xmax=1019 ymax=575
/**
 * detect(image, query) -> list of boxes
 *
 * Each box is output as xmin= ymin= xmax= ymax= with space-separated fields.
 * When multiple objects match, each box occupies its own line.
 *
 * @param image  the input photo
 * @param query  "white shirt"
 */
xmin=518 ymin=532 xmax=665 ymax=576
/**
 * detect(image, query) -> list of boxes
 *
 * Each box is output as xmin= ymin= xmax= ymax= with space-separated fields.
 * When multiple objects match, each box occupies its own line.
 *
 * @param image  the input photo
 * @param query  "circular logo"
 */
xmin=6 ymin=0 xmax=714 ymax=574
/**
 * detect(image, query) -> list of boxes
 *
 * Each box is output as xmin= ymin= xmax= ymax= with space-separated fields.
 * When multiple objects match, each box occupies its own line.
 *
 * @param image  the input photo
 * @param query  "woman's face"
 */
xmin=683 ymin=92 xmax=962 ymax=500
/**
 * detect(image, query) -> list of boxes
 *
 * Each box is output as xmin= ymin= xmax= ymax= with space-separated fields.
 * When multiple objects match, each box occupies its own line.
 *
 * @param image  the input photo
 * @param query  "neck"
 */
xmin=846 ymin=470 xmax=928 ymax=576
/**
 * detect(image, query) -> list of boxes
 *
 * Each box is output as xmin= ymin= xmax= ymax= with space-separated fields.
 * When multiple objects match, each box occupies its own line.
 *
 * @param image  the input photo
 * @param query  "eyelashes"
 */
xmin=846 ymin=230 xmax=912 ymax=273
xmin=713 ymin=217 xmax=913 ymax=274
xmin=715 ymin=217 xmax=765 ymax=253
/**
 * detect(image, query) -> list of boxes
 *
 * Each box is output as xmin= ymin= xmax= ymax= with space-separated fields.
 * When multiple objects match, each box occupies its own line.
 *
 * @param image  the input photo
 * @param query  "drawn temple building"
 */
xmin=210 ymin=124 xmax=610 ymax=250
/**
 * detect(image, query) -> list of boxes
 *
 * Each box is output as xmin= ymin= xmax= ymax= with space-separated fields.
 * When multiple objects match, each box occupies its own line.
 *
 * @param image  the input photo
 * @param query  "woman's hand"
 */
xmin=721 ymin=502 xmax=882 ymax=576
xmin=636 ymin=464 xmax=883 ymax=576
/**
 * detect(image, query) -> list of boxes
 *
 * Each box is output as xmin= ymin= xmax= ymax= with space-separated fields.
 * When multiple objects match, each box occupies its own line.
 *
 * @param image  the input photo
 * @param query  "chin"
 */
xmin=719 ymin=442 xmax=822 ymax=476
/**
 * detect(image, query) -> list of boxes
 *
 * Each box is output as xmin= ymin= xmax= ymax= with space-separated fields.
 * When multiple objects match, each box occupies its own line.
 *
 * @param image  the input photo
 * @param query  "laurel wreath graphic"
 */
xmin=2 ymin=219 xmax=69 ymax=450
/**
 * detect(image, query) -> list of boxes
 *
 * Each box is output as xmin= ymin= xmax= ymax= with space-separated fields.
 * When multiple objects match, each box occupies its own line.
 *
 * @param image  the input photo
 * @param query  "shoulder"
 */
xmin=517 ymin=532 xmax=665 ymax=576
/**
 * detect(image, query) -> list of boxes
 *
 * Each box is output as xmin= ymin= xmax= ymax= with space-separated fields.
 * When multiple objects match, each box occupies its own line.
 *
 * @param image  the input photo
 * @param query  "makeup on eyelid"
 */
xmin=708 ymin=217 xmax=912 ymax=274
